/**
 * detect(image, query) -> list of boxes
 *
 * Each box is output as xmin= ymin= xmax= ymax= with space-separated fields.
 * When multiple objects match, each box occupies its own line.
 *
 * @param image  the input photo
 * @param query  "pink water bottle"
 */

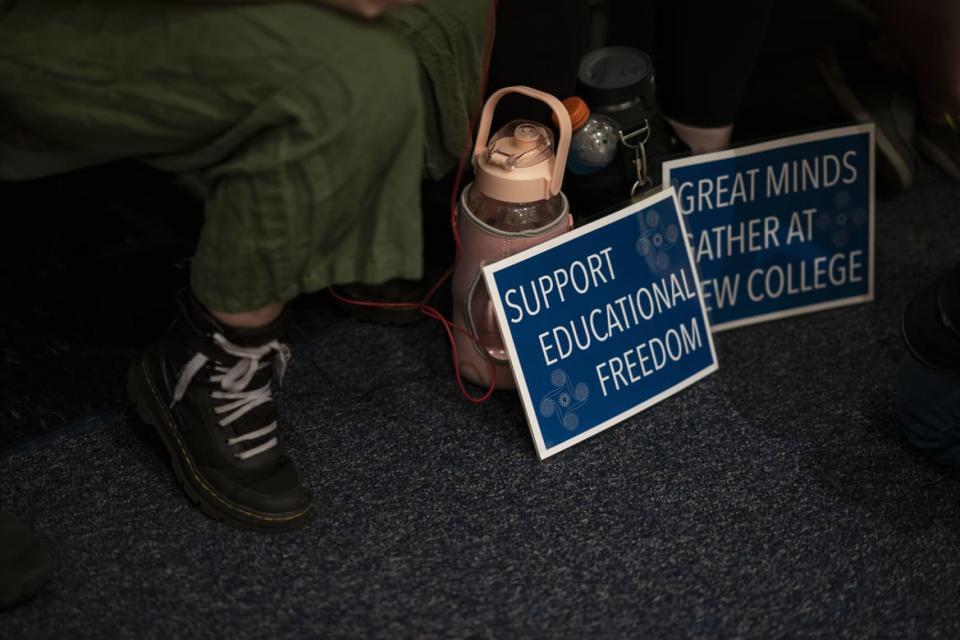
xmin=453 ymin=86 xmax=574 ymax=389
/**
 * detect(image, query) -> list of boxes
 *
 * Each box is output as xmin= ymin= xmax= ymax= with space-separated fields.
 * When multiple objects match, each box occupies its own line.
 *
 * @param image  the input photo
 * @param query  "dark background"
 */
xmin=0 ymin=0 xmax=863 ymax=453
xmin=2 ymin=2 xmax=960 ymax=637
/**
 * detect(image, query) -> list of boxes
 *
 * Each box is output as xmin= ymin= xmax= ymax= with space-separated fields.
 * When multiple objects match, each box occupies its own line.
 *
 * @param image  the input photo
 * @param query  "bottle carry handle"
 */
xmin=462 ymin=213 xmax=575 ymax=366
xmin=472 ymin=86 xmax=572 ymax=198
xmin=464 ymin=267 xmax=511 ymax=364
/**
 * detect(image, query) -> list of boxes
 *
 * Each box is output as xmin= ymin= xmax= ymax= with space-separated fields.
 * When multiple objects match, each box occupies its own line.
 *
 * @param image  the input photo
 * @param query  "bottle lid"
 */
xmin=576 ymin=46 xmax=655 ymax=130
xmin=475 ymin=119 xmax=559 ymax=203
xmin=554 ymin=97 xmax=591 ymax=130
xmin=482 ymin=120 xmax=553 ymax=169
xmin=471 ymin=86 xmax=572 ymax=203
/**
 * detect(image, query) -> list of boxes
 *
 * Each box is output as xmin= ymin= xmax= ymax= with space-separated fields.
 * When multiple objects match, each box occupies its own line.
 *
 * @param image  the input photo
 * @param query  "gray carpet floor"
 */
xmin=2 ymin=165 xmax=959 ymax=638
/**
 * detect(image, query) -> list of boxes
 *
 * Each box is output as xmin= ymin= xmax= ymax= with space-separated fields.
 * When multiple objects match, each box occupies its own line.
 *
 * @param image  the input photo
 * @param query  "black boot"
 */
xmin=127 ymin=292 xmax=313 ymax=531
xmin=0 ymin=507 xmax=50 ymax=609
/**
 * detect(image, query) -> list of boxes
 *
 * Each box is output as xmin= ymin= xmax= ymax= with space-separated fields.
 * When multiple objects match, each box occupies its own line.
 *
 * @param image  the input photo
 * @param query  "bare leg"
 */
xmin=655 ymin=0 xmax=772 ymax=154
xmin=209 ymin=302 xmax=284 ymax=329
xmin=664 ymin=117 xmax=734 ymax=154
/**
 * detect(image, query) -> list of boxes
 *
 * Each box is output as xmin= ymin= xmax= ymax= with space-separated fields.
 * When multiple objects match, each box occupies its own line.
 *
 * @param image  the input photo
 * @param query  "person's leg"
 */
xmin=0 ymin=0 xmax=488 ymax=529
xmin=0 ymin=506 xmax=50 ymax=609
xmin=897 ymin=264 xmax=960 ymax=467
xmin=876 ymin=0 xmax=960 ymax=183
xmin=654 ymin=0 xmax=774 ymax=153
xmin=211 ymin=304 xmax=284 ymax=329
xmin=130 ymin=16 xmax=432 ymax=529
xmin=876 ymin=0 xmax=960 ymax=124
xmin=0 ymin=2 xmax=471 ymax=308
xmin=896 ymin=355 xmax=960 ymax=468
xmin=659 ymin=118 xmax=735 ymax=156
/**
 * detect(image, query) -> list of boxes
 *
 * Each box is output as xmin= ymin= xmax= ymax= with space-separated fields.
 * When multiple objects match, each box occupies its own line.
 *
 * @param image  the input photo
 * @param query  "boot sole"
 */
xmin=0 ymin=546 xmax=51 ymax=610
xmin=127 ymin=350 xmax=313 ymax=533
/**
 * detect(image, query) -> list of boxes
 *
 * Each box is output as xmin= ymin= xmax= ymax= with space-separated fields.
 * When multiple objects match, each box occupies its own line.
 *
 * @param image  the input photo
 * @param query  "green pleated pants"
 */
xmin=0 ymin=0 xmax=490 ymax=311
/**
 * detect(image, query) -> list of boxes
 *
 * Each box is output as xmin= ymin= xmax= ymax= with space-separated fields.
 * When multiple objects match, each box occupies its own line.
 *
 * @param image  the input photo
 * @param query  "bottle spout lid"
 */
xmin=514 ymin=124 xmax=541 ymax=149
xmin=482 ymin=120 xmax=553 ymax=170
xmin=553 ymin=97 xmax=591 ymax=130
xmin=471 ymin=86 xmax=572 ymax=201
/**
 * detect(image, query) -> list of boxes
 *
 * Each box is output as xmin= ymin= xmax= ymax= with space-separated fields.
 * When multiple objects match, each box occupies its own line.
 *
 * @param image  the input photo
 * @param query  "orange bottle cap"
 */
xmin=553 ymin=96 xmax=591 ymax=130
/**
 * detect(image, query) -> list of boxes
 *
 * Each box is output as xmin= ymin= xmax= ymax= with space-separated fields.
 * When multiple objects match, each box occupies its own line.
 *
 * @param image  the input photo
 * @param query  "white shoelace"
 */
xmin=171 ymin=333 xmax=291 ymax=461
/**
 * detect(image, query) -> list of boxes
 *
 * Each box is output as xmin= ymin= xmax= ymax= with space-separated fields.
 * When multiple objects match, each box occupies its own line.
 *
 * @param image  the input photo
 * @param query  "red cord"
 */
xmin=328 ymin=0 xmax=500 ymax=404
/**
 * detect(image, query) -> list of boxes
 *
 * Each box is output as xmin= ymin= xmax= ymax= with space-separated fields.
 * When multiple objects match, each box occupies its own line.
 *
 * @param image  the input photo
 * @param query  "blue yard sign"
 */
xmin=483 ymin=188 xmax=718 ymax=459
xmin=662 ymin=125 xmax=875 ymax=331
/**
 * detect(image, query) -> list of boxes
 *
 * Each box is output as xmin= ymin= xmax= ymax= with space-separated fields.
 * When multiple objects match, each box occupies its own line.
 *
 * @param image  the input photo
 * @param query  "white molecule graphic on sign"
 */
xmin=539 ymin=369 xmax=590 ymax=431
xmin=636 ymin=208 xmax=681 ymax=274
xmin=815 ymin=190 xmax=866 ymax=249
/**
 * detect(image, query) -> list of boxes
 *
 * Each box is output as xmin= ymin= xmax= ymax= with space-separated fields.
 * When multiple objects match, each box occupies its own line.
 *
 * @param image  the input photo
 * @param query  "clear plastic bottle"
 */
xmin=467 ymin=120 xmax=566 ymax=232
xmin=453 ymin=86 xmax=573 ymax=390
xmin=467 ymin=188 xmax=566 ymax=232
xmin=562 ymin=96 xmax=619 ymax=175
